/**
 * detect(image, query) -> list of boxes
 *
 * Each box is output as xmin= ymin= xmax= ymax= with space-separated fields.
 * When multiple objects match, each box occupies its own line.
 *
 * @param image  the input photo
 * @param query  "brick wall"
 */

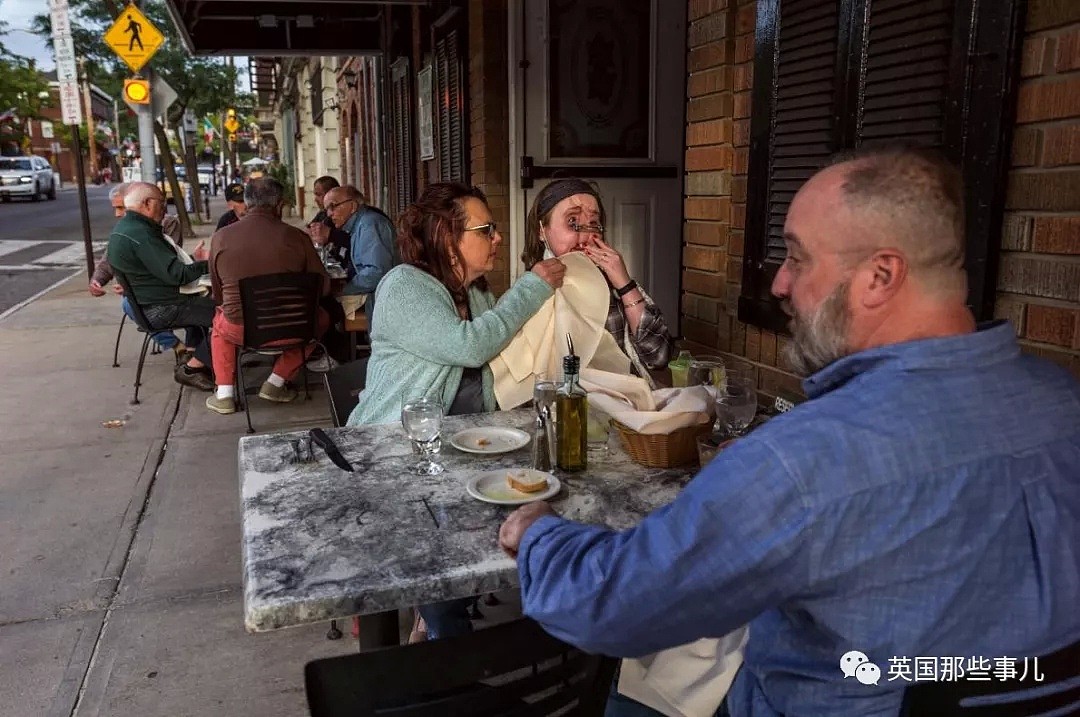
xmin=468 ymin=0 xmax=511 ymax=296
xmin=682 ymin=0 xmax=804 ymax=400
xmin=999 ymin=2 xmax=1080 ymax=377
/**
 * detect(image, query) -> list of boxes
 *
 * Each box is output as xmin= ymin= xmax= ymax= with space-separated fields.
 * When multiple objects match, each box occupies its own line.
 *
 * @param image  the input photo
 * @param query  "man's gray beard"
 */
xmin=782 ymin=281 xmax=851 ymax=376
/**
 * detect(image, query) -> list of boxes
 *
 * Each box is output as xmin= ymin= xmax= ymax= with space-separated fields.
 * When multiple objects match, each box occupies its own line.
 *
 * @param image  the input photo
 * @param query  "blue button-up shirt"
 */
xmin=518 ymin=322 xmax=1080 ymax=716
xmin=343 ymin=205 xmax=397 ymax=321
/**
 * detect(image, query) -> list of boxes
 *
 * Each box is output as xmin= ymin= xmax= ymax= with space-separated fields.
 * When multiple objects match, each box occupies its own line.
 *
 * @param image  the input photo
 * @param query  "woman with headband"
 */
xmin=522 ymin=179 xmax=673 ymax=377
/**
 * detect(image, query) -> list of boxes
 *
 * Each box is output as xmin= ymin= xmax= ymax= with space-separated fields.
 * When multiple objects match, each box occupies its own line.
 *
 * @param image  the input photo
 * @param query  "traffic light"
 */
xmin=123 ymin=78 xmax=151 ymax=105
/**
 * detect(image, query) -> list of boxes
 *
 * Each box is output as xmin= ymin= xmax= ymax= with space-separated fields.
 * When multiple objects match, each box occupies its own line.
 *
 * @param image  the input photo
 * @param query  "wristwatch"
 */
xmin=615 ymin=279 xmax=638 ymax=297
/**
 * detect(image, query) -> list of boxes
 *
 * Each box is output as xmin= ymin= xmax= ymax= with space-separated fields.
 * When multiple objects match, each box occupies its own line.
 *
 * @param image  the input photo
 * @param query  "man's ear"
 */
xmin=858 ymin=249 xmax=907 ymax=309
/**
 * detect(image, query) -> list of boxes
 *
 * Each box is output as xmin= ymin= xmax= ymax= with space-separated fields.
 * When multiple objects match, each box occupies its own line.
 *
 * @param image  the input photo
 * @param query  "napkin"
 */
xmin=617 ymin=627 xmax=748 ymax=717
xmin=491 ymin=252 xmax=631 ymax=409
xmin=337 ymin=293 xmax=366 ymax=320
xmin=581 ymin=368 xmax=713 ymax=435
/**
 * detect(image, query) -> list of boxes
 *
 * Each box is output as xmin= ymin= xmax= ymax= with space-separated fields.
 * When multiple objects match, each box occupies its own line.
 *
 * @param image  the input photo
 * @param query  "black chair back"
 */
xmin=112 ymin=269 xmax=155 ymax=332
xmin=900 ymin=638 xmax=1080 ymax=716
xmin=238 ymin=272 xmax=323 ymax=349
xmin=304 ymin=618 xmax=617 ymax=717
xmin=324 ymin=359 xmax=368 ymax=427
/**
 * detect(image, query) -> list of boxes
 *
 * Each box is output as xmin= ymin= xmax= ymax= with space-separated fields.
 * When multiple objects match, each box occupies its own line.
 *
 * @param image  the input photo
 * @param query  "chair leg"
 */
xmin=112 ymin=314 xmax=126 ymax=368
xmin=132 ymin=335 xmax=152 ymax=405
xmin=326 ymin=620 xmax=343 ymax=640
xmin=238 ymin=350 xmax=254 ymax=434
xmin=233 ymin=348 xmax=245 ymax=411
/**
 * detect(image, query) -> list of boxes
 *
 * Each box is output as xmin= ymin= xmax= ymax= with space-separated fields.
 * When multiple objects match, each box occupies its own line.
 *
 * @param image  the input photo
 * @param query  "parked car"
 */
xmin=0 ymin=155 xmax=57 ymax=202
xmin=197 ymin=164 xmax=218 ymax=196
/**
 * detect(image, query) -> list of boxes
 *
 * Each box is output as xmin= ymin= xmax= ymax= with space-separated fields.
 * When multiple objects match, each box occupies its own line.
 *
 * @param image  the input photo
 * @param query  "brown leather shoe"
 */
xmin=174 ymin=364 xmax=215 ymax=391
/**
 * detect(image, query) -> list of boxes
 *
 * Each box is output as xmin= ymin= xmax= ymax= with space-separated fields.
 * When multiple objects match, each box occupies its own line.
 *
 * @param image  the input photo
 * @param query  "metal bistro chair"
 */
xmin=900 ymin=638 xmax=1080 ymax=716
xmin=236 ymin=272 xmax=325 ymax=434
xmin=112 ymin=270 xmax=198 ymax=404
xmin=112 ymin=313 xmax=163 ymax=368
xmin=304 ymin=617 xmax=617 ymax=717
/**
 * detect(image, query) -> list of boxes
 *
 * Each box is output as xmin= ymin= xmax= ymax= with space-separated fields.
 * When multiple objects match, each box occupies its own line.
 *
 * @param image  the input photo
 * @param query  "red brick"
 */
xmin=683 ymin=316 xmax=721 ymax=348
xmin=1032 ymin=216 xmax=1080 ymax=253
xmin=734 ymin=64 xmax=753 ymax=92
xmin=735 ymin=3 xmax=755 ymax=35
xmin=1056 ymin=29 xmax=1080 ymax=72
xmin=726 ymin=255 xmax=742 ymax=280
xmin=688 ymin=66 xmax=732 ymax=97
xmin=1022 ymin=36 xmax=1055 ymax=77
xmin=686 ymin=145 xmax=734 ymax=172
xmin=683 ymin=269 xmax=725 ymax=298
xmin=731 ymin=176 xmax=747 ymax=203
xmin=686 ymin=118 xmax=733 ymax=146
xmin=744 ymin=325 xmax=761 ymax=361
xmin=760 ymin=329 xmax=778 ymax=366
xmin=725 ymin=283 xmax=742 ymax=316
xmin=997 ymin=253 xmax=1080 ymax=301
xmin=686 ymin=221 xmax=729 ymax=247
xmin=682 ymin=293 xmax=722 ymax=323
xmin=1042 ymin=125 xmax=1080 ymax=167
xmin=733 ymin=148 xmax=750 ymax=175
xmin=689 ymin=14 xmax=728 ymax=47
xmin=733 ymin=119 xmax=751 ymax=147
xmin=731 ymin=320 xmax=747 ymax=356
xmin=1025 ymin=303 xmax=1078 ymax=347
xmin=1005 ymin=170 xmax=1080 ymax=211
xmin=734 ymin=90 xmax=752 ymax=119
xmin=688 ymin=93 xmax=734 ymax=122
xmin=1011 ymin=127 xmax=1041 ymax=167
xmin=728 ymin=230 xmax=745 ymax=257
xmin=734 ymin=35 xmax=754 ymax=63
xmin=685 ymin=196 xmax=731 ymax=220
xmin=685 ymin=170 xmax=731 ymax=196
xmin=732 ymin=203 xmax=747 ymax=229
xmin=1027 ymin=0 xmax=1080 ymax=32
xmin=1016 ymin=77 xmax=1080 ymax=123
xmin=994 ymin=295 xmax=1027 ymax=335
xmin=759 ymin=365 xmax=805 ymax=396
xmin=689 ymin=42 xmax=730 ymax=73
xmin=683 ymin=245 xmax=726 ymax=272
xmin=1002 ymin=214 xmax=1032 ymax=251
xmin=689 ymin=0 xmax=726 ymax=22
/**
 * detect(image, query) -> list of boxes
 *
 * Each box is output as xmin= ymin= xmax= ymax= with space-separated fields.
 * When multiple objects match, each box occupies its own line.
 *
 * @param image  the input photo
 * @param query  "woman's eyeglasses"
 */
xmin=464 ymin=222 xmax=498 ymax=240
xmin=569 ymin=218 xmax=604 ymax=235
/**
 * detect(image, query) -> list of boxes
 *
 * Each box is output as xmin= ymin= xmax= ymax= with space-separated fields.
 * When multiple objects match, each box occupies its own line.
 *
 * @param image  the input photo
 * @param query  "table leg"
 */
xmin=349 ymin=330 xmax=357 ymax=362
xmin=357 ymin=610 xmax=399 ymax=650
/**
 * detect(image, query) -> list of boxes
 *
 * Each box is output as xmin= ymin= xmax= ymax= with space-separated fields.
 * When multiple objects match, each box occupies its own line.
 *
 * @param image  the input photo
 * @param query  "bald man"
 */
xmin=500 ymin=148 xmax=1080 ymax=716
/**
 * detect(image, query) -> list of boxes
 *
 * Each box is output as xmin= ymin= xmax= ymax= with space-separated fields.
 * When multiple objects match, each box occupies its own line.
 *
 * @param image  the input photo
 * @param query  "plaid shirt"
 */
xmin=604 ymin=291 xmax=671 ymax=371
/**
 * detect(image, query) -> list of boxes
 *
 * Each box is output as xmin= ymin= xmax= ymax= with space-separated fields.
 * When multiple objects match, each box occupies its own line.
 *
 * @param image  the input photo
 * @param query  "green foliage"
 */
xmin=0 ymin=57 xmax=54 ymax=119
xmin=267 ymin=162 xmax=295 ymax=207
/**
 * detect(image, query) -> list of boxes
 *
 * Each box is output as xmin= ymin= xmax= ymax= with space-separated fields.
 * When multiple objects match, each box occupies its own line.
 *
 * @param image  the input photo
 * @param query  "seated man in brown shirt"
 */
xmin=206 ymin=177 xmax=332 ymax=415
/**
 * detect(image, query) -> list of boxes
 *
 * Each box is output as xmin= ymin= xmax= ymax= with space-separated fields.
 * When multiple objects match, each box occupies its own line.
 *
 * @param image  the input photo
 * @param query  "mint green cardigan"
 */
xmin=347 ymin=264 xmax=553 ymax=425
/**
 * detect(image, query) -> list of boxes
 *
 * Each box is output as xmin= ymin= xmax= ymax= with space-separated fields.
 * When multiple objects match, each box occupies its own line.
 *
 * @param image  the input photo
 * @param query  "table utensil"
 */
xmin=309 ymin=428 xmax=354 ymax=472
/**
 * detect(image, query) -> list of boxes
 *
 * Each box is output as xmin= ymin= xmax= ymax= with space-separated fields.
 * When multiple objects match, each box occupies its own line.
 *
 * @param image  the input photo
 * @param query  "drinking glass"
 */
xmin=697 ymin=432 xmax=733 ymax=467
xmin=401 ymin=396 xmax=444 ymax=475
xmin=533 ymin=372 xmax=557 ymax=418
xmin=688 ymin=356 xmax=726 ymax=401
xmin=715 ymin=377 xmax=758 ymax=436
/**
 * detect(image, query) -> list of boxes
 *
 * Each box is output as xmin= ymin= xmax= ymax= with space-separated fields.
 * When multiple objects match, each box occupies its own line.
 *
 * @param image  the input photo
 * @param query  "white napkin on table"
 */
xmin=581 ymin=368 xmax=713 ymax=435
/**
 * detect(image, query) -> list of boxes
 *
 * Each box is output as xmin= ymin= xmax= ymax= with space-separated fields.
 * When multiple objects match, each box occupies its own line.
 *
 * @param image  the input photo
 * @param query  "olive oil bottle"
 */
xmin=556 ymin=349 xmax=588 ymax=472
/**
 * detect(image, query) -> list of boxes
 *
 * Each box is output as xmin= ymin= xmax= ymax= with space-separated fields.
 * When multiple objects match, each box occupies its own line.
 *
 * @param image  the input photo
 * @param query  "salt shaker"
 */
xmin=532 ymin=404 xmax=554 ymax=472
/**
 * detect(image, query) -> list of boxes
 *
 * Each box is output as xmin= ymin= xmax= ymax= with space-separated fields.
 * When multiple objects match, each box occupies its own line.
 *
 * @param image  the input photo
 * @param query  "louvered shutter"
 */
xmin=391 ymin=57 xmax=415 ymax=216
xmin=741 ymin=0 xmax=841 ymax=332
xmin=433 ymin=8 xmax=468 ymax=183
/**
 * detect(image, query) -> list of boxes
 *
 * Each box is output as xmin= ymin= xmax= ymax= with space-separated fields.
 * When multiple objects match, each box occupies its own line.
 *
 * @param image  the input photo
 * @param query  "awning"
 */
xmin=163 ymin=0 xmax=424 ymax=56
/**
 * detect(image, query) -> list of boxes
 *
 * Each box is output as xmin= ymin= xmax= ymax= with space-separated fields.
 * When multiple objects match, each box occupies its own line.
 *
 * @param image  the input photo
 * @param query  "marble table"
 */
xmin=239 ymin=408 xmax=695 ymax=635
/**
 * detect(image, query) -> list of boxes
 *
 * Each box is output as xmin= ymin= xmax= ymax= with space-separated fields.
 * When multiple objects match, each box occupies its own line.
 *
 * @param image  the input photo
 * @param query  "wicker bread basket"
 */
xmin=611 ymin=418 xmax=713 ymax=468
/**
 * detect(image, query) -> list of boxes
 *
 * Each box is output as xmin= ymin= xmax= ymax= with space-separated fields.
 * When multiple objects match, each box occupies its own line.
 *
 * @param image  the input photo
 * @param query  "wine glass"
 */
xmin=688 ymin=356 xmax=726 ymax=401
xmin=715 ymin=377 xmax=758 ymax=436
xmin=401 ymin=396 xmax=444 ymax=475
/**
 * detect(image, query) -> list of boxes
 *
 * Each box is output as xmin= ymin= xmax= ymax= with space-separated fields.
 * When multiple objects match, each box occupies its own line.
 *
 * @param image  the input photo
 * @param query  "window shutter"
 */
xmin=433 ymin=8 xmax=468 ymax=183
xmin=391 ymin=57 xmax=415 ymax=216
xmin=741 ymin=0 xmax=841 ymax=333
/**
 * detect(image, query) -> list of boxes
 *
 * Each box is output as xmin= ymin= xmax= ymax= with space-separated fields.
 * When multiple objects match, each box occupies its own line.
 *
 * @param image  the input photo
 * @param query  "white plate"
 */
xmin=449 ymin=427 xmax=530 ymax=454
xmin=466 ymin=469 xmax=561 ymax=506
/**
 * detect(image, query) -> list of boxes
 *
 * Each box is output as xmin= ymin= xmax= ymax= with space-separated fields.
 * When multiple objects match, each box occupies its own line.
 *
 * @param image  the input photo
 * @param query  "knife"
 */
xmin=309 ymin=428 xmax=354 ymax=472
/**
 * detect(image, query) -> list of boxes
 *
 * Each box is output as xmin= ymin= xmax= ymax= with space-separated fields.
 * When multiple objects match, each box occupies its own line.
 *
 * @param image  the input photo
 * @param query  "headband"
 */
xmin=535 ymin=179 xmax=601 ymax=221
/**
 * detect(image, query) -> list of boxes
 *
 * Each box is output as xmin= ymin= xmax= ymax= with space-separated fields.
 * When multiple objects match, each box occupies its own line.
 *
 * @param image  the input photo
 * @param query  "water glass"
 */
xmin=533 ymin=372 xmax=557 ymax=418
xmin=715 ymin=377 xmax=757 ymax=436
xmin=688 ymin=356 xmax=726 ymax=400
xmin=401 ymin=396 xmax=444 ymax=475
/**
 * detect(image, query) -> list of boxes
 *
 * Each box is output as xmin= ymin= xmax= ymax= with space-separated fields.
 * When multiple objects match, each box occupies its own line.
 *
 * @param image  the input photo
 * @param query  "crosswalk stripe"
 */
xmin=0 ymin=240 xmax=107 ymax=271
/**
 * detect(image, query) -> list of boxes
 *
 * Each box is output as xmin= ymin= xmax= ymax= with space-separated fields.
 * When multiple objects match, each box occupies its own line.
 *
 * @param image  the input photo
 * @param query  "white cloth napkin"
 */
xmin=617 ymin=627 xmax=749 ymax=717
xmin=336 ymin=293 xmax=366 ymax=320
xmin=581 ymin=368 xmax=713 ymax=435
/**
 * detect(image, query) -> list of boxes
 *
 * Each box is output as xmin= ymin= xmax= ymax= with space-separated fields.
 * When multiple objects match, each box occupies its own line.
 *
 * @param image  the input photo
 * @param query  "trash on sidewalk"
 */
xmin=101 ymin=419 xmax=126 ymax=428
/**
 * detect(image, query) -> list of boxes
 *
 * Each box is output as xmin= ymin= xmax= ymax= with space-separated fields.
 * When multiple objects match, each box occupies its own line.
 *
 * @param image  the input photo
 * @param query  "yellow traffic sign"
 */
xmin=104 ymin=4 xmax=164 ymax=73
xmin=224 ymin=116 xmax=240 ymax=134
xmin=123 ymin=78 xmax=151 ymax=104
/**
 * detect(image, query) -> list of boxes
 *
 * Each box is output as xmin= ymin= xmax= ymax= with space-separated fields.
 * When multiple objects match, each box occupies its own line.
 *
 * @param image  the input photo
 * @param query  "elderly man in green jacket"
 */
xmin=106 ymin=182 xmax=216 ymax=391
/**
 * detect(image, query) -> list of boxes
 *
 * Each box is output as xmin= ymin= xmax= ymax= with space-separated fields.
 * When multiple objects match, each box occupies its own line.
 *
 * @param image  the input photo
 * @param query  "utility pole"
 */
xmin=78 ymin=57 xmax=98 ymax=179
xmin=113 ymin=98 xmax=121 ymax=173
xmin=137 ymin=69 xmax=156 ymax=182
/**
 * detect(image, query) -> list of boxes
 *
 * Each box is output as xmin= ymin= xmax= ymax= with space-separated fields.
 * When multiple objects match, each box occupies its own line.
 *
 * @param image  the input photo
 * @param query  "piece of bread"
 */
xmin=476 ymin=437 xmax=492 ymax=447
xmin=507 ymin=471 xmax=547 ymax=493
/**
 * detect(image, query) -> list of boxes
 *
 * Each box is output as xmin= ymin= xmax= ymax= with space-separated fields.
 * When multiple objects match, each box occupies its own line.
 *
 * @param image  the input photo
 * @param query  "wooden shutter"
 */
xmin=741 ymin=0 xmax=842 ymax=333
xmin=311 ymin=61 xmax=325 ymax=127
xmin=433 ymin=7 xmax=468 ymax=183
xmin=740 ymin=0 xmax=1022 ymax=332
xmin=391 ymin=57 xmax=415 ymax=216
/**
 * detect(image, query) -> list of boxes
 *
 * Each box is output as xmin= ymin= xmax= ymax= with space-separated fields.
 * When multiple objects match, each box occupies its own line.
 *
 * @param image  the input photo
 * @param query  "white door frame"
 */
xmin=507 ymin=0 xmax=527 ymax=283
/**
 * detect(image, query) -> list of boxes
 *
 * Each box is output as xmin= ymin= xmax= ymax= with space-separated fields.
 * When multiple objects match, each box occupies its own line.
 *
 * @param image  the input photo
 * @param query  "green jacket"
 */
xmin=347 ymin=264 xmax=553 ymax=425
xmin=106 ymin=211 xmax=207 ymax=306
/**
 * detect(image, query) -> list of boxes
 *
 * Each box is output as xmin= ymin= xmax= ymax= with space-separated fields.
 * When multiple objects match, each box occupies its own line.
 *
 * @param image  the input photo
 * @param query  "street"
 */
xmin=0 ymin=184 xmax=115 ymax=315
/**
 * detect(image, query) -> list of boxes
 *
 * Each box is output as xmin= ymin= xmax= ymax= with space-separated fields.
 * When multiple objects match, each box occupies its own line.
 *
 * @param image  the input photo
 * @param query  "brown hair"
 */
xmin=521 ymin=178 xmax=606 ymax=269
xmin=398 ymin=182 xmax=489 ymax=308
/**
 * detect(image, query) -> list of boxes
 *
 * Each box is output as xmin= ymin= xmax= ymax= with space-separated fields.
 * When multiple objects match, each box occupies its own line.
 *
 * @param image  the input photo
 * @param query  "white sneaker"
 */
xmin=305 ymin=354 xmax=339 ymax=373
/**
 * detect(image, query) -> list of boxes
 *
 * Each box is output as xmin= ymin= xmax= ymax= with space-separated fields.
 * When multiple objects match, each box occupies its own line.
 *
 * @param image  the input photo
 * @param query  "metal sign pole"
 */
xmin=71 ymin=125 xmax=95 ymax=278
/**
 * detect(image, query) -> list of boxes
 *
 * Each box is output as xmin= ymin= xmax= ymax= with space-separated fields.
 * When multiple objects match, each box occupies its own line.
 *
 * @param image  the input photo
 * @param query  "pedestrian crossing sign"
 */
xmin=104 ymin=4 xmax=164 ymax=73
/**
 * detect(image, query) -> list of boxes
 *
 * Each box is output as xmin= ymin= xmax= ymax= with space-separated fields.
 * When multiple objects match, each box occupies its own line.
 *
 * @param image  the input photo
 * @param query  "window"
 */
xmin=739 ymin=0 xmax=1023 ymax=333
xmin=432 ymin=6 xmax=468 ymax=183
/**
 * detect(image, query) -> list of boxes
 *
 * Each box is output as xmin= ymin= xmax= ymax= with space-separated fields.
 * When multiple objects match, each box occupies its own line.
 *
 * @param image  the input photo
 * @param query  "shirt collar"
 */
xmin=802 ymin=321 xmax=1019 ymax=399
xmin=342 ymin=206 xmax=365 ymax=233
xmin=124 ymin=210 xmax=161 ymax=229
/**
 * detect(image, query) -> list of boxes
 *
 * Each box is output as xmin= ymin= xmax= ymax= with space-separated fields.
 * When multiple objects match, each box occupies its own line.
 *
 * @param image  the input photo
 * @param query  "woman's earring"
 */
xmin=539 ymin=228 xmax=547 ymax=244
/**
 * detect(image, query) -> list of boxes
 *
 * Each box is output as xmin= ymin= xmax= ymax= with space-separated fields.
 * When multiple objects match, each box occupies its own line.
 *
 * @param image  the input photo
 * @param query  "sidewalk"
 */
xmin=0 ymin=196 xmax=358 ymax=717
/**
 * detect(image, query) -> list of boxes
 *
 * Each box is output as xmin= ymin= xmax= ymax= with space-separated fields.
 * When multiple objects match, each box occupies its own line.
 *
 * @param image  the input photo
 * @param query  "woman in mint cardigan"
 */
xmin=345 ymin=183 xmax=565 ymax=641
xmin=347 ymin=184 xmax=565 ymax=427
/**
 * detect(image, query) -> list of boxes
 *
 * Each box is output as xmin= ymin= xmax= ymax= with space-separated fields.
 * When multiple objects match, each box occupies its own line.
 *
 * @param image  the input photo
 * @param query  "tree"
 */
xmin=0 ymin=57 xmax=54 ymax=155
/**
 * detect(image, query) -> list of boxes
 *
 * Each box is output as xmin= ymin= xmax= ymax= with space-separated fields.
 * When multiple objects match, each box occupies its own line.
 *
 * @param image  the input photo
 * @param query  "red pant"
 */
xmin=211 ymin=306 xmax=330 ymax=386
